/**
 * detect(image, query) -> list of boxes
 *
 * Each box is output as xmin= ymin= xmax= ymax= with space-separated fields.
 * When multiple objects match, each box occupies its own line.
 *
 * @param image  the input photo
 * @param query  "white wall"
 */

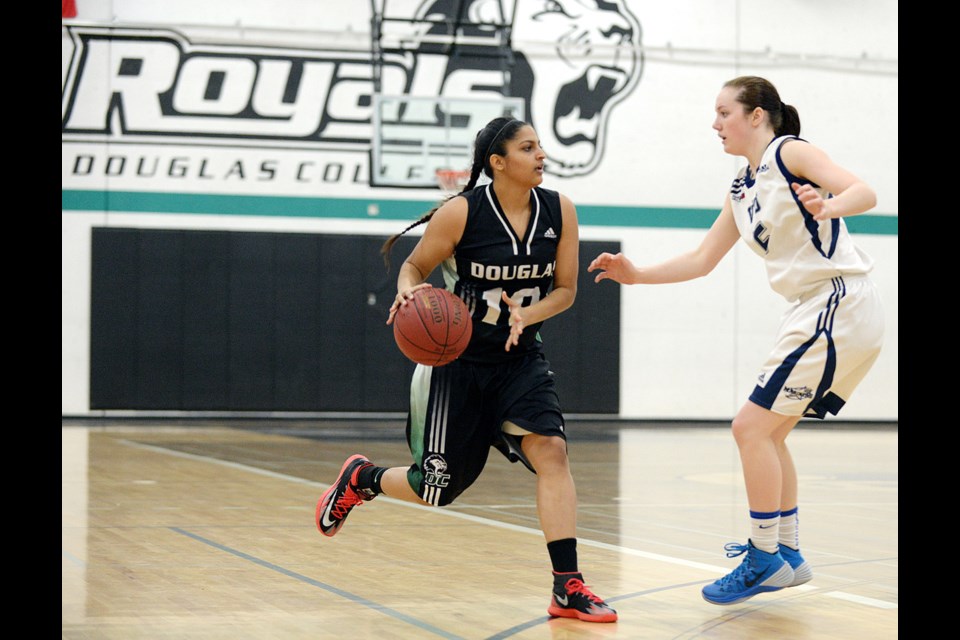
xmin=62 ymin=0 xmax=898 ymax=420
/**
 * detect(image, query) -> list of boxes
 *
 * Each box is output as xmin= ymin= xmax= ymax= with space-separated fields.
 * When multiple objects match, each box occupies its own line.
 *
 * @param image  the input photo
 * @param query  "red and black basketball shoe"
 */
xmin=547 ymin=572 xmax=618 ymax=623
xmin=315 ymin=454 xmax=376 ymax=537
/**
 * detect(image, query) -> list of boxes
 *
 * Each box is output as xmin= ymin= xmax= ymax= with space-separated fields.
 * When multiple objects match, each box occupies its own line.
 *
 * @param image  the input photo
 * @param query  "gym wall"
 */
xmin=87 ymin=228 xmax=619 ymax=413
xmin=62 ymin=0 xmax=898 ymax=420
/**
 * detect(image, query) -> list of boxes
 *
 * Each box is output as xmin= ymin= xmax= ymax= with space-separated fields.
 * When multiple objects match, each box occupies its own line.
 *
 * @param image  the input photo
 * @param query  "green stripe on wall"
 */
xmin=61 ymin=189 xmax=899 ymax=235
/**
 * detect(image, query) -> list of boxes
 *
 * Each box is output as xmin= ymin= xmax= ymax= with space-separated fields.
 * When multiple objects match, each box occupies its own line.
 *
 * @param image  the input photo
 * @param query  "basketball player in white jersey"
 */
xmin=588 ymin=76 xmax=885 ymax=605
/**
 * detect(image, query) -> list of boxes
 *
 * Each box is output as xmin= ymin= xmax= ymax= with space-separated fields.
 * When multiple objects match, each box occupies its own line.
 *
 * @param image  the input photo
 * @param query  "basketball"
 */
xmin=393 ymin=287 xmax=473 ymax=367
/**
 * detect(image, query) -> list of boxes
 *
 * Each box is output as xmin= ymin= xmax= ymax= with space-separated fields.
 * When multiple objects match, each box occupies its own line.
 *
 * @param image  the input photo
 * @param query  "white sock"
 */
xmin=779 ymin=507 xmax=799 ymax=550
xmin=750 ymin=510 xmax=780 ymax=553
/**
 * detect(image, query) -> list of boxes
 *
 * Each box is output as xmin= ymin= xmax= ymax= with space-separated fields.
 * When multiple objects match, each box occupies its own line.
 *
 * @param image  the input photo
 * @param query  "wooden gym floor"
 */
xmin=62 ymin=419 xmax=898 ymax=639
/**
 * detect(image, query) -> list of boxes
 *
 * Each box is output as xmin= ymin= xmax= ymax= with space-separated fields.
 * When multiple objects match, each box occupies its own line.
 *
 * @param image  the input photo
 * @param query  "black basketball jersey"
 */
xmin=440 ymin=184 xmax=563 ymax=363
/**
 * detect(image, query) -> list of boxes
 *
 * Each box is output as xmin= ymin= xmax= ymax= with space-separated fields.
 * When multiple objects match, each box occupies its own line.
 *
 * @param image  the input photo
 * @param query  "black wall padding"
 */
xmin=90 ymin=227 xmax=620 ymax=413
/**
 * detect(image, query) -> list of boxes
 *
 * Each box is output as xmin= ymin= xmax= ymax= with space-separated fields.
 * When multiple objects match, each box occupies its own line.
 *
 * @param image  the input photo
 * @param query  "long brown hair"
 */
xmin=380 ymin=116 xmax=528 ymax=269
xmin=724 ymin=76 xmax=801 ymax=137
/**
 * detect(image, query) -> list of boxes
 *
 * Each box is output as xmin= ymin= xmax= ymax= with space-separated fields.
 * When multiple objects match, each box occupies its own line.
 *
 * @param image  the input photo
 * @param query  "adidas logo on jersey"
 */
xmin=544 ymin=227 xmax=557 ymax=238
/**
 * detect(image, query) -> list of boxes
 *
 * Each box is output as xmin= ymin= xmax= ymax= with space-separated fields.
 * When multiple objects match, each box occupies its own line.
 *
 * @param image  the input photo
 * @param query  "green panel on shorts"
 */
xmin=406 ymin=365 xmax=433 ymax=489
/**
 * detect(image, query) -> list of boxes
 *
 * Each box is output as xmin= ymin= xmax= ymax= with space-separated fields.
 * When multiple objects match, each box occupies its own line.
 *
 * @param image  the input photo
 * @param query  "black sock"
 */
xmin=547 ymin=538 xmax=578 ymax=574
xmin=356 ymin=465 xmax=387 ymax=495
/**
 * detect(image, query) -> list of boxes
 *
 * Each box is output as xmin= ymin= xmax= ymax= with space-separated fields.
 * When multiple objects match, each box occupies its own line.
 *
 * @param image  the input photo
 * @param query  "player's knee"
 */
xmin=730 ymin=413 xmax=775 ymax=446
xmin=522 ymin=434 xmax=569 ymax=474
xmin=730 ymin=415 xmax=752 ymax=446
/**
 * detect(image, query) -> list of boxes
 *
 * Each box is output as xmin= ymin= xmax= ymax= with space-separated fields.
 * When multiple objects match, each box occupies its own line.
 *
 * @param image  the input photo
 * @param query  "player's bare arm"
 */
xmin=590 ymin=197 xmax=739 ymax=285
xmin=387 ymin=198 xmax=468 ymax=324
xmin=781 ymin=140 xmax=877 ymax=221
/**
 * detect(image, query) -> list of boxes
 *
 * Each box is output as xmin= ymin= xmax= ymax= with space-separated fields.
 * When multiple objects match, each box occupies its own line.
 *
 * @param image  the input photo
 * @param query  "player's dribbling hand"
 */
xmin=387 ymin=283 xmax=433 ymax=325
xmin=791 ymin=182 xmax=835 ymax=221
xmin=501 ymin=290 xmax=524 ymax=352
xmin=587 ymin=252 xmax=638 ymax=284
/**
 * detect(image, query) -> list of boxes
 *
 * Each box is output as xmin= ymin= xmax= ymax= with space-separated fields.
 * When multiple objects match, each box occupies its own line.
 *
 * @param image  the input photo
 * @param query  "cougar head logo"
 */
xmin=412 ymin=0 xmax=643 ymax=177
xmin=424 ymin=454 xmax=448 ymax=474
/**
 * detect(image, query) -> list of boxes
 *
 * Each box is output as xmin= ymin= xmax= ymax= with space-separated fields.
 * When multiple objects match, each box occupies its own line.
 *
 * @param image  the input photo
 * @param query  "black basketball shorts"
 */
xmin=404 ymin=351 xmax=566 ymax=506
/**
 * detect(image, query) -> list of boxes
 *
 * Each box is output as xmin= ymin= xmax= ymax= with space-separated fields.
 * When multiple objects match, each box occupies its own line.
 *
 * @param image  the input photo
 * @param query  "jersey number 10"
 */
xmin=480 ymin=287 xmax=541 ymax=325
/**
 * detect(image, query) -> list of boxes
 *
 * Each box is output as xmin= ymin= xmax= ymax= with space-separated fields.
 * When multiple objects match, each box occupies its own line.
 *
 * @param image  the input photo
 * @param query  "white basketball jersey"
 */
xmin=729 ymin=136 xmax=874 ymax=302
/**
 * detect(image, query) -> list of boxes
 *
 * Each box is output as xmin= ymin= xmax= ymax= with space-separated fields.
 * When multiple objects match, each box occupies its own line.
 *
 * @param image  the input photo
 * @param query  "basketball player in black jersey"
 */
xmin=315 ymin=117 xmax=617 ymax=623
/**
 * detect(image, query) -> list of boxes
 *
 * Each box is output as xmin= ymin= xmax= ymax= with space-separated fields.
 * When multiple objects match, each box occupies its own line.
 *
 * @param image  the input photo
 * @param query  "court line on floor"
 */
xmin=825 ymin=591 xmax=898 ymax=609
xmin=171 ymin=526 xmax=466 ymax=640
xmin=122 ymin=438 xmax=898 ymax=611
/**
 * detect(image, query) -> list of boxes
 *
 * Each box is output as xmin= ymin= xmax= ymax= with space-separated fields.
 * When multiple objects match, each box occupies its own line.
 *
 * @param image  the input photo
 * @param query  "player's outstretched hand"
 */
xmin=792 ymin=182 xmax=835 ymax=221
xmin=387 ymin=283 xmax=433 ymax=325
xmin=501 ymin=291 xmax=524 ymax=352
xmin=587 ymin=252 xmax=639 ymax=285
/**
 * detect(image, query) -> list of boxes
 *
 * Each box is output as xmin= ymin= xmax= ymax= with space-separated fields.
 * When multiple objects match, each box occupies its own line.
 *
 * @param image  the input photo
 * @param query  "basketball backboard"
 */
xmin=370 ymin=94 xmax=524 ymax=188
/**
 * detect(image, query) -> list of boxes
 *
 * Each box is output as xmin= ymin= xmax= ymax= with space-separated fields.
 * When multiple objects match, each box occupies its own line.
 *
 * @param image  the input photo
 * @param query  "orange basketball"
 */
xmin=393 ymin=288 xmax=473 ymax=367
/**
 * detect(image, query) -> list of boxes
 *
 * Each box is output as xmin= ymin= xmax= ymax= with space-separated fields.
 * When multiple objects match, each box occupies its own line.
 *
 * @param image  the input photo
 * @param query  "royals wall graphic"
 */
xmin=61 ymin=0 xmax=644 ymax=196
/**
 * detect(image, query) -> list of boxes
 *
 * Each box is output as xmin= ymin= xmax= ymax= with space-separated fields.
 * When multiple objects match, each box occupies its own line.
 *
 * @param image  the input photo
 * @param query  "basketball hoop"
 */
xmin=435 ymin=169 xmax=470 ymax=193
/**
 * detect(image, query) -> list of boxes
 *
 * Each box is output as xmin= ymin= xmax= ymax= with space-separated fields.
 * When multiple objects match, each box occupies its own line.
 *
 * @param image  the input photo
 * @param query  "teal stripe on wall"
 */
xmin=61 ymin=189 xmax=899 ymax=235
